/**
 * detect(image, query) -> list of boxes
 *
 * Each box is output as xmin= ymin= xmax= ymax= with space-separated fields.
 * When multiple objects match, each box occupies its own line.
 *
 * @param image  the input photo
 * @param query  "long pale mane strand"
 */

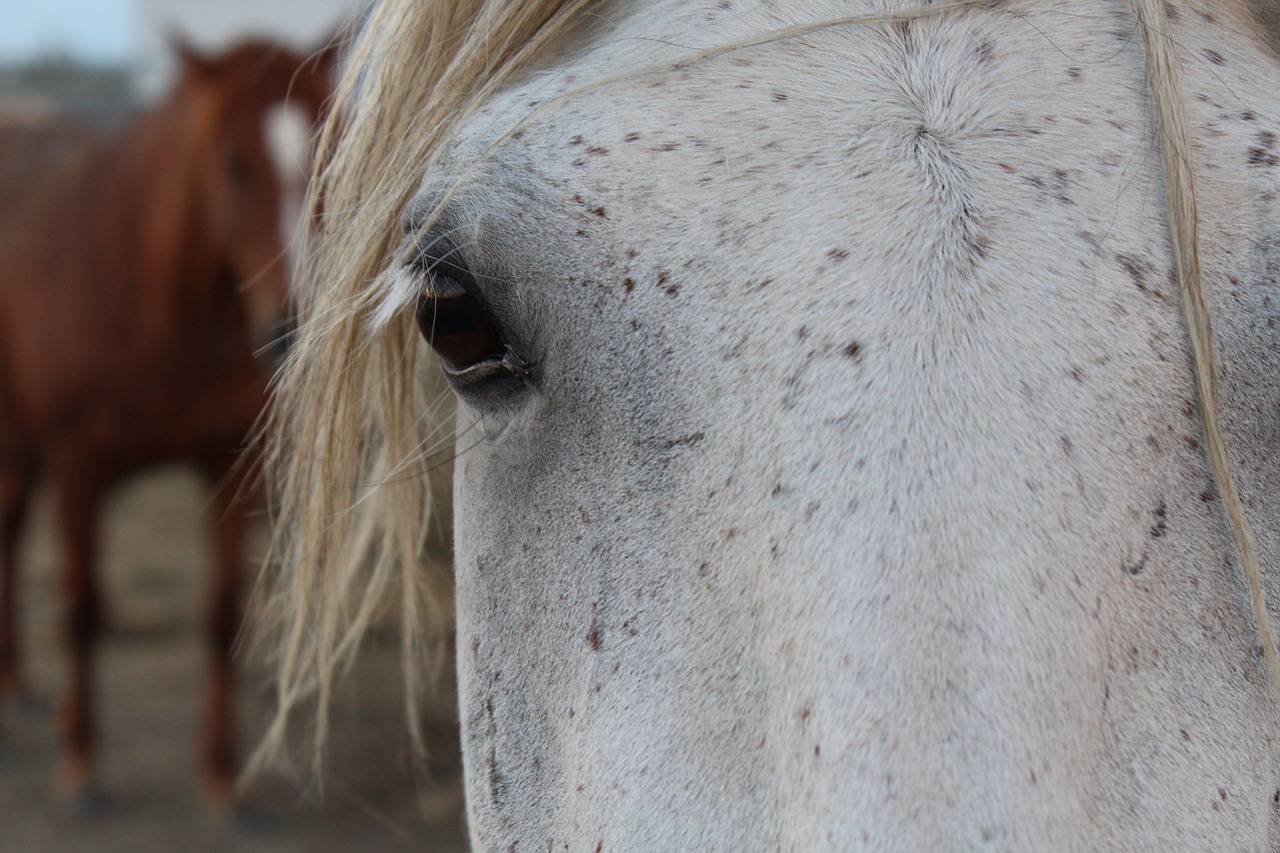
xmin=1133 ymin=0 xmax=1280 ymax=701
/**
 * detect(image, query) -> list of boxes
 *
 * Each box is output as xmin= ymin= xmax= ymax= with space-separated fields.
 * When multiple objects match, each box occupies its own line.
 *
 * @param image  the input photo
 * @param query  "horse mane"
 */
xmin=125 ymin=79 xmax=226 ymax=334
xmin=258 ymin=0 xmax=1280 ymax=776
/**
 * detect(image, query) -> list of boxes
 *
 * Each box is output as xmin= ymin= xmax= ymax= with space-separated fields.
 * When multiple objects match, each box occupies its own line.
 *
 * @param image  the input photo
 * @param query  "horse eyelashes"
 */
xmin=414 ymin=280 xmax=502 ymax=369
xmin=404 ymin=236 xmax=534 ymax=392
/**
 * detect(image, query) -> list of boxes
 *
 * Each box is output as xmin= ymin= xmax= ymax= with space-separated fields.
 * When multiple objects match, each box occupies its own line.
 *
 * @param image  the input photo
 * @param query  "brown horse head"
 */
xmin=167 ymin=37 xmax=335 ymax=353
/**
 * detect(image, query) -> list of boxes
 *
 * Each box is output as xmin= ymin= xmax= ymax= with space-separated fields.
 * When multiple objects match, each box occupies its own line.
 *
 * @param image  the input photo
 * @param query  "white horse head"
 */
xmin=265 ymin=0 xmax=1280 ymax=847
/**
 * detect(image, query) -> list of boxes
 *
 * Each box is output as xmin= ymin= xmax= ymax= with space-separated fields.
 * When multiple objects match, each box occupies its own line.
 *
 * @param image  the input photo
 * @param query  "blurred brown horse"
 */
xmin=0 ymin=39 xmax=332 ymax=806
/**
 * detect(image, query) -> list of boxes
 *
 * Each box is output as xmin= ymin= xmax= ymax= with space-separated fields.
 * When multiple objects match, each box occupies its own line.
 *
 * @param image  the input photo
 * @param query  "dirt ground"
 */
xmin=0 ymin=467 xmax=468 ymax=852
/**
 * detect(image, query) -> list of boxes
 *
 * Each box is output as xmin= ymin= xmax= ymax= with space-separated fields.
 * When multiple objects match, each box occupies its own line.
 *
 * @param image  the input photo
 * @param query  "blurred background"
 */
xmin=0 ymin=2 xmax=467 ymax=850
xmin=2 ymin=0 xmax=361 ymax=122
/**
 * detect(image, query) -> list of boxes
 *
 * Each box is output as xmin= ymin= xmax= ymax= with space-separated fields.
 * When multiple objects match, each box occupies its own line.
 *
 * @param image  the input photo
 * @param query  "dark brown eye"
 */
xmin=414 ymin=275 xmax=502 ymax=369
xmin=227 ymin=150 xmax=250 ymax=184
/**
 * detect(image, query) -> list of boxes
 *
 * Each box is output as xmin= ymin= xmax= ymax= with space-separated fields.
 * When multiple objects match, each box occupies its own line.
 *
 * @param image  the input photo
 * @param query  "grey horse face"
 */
xmin=391 ymin=1 xmax=1280 ymax=848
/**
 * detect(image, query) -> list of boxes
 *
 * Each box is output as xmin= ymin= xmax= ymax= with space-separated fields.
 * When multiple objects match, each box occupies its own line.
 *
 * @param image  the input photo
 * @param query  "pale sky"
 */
xmin=1 ymin=0 xmax=363 ymax=101
xmin=0 ymin=0 xmax=138 ymax=64
xmin=134 ymin=0 xmax=363 ymax=95
xmin=0 ymin=0 xmax=362 ymax=68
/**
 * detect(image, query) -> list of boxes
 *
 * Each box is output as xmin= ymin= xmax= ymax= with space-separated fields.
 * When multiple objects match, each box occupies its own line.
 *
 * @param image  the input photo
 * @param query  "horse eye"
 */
xmin=414 ymin=275 xmax=503 ymax=369
xmin=227 ymin=151 xmax=250 ymax=184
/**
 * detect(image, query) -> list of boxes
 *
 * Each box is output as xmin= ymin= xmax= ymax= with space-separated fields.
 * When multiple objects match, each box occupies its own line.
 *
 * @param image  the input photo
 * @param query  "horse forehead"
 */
xmin=438 ymin=0 xmax=1027 ymax=185
xmin=438 ymin=1 xmax=801 ymax=159
xmin=199 ymin=47 xmax=325 ymax=131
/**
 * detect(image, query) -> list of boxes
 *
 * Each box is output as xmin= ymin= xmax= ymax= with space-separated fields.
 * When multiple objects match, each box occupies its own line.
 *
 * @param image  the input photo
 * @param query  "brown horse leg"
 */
xmin=0 ymin=467 xmax=34 ymax=701
xmin=202 ymin=458 xmax=253 ymax=810
xmin=50 ymin=460 xmax=105 ymax=796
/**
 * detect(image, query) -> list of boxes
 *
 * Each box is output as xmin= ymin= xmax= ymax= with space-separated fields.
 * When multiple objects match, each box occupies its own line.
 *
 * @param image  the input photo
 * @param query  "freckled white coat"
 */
xmin=392 ymin=1 xmax=1280 ymax=848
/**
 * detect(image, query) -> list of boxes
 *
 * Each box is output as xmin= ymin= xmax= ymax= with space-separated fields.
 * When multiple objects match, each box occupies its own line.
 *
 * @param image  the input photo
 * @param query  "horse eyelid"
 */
xmin=397 ymin=236 xmax=530 ymax=386
xmin=414 ymin=265 xmax=469 ymax=299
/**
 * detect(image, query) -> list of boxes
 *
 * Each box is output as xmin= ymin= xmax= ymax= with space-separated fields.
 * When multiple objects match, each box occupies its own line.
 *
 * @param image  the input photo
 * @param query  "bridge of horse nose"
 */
xmin=249 ymin=102 xmax=311 ymax=362
xmin=232 ymin=252 xmax=292 ymax=356
xmin=263 ymin=101 xmax=311 ymax=261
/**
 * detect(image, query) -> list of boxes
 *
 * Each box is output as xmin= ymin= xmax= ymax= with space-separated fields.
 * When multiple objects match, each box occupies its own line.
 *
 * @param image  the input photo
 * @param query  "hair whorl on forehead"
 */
xmin=253 ymin=0 xmax=597 ymax=776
